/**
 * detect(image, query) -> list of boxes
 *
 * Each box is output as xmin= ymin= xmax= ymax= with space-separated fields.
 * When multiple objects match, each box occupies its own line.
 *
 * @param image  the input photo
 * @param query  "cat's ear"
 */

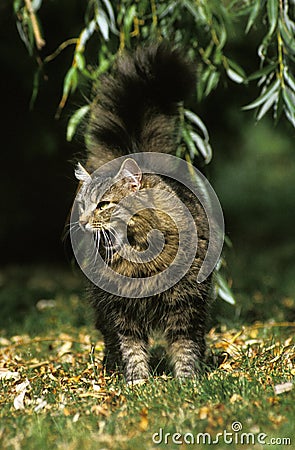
xmin=117 ymin=158 xmax=142 ymax=190
xmin=75 ymin=163 xmax=91 ymax=183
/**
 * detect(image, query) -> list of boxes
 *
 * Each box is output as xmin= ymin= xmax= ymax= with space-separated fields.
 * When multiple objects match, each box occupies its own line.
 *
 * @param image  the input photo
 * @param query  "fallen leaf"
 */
xmin=73 ymin=412 xmax=80 ymax=423
xmin=36 ymin=299 xmax=56 ymax=311
xmin=127 ymin=378 xmax=147 ymax=386
xmin=0 ymin=369 xmax=20 ymax=381
xmin=230 ymin=393 xmax=243 ymax=404
xmin=199 ymin=406 xmax=209 ymax=420
xmin=57 ymin=341 xmax=72 ymax=357
xmin=273 ymin=382 xmax=293 ymax=395
xmin=63 ymin=407 xmax=71 ymax=416
xmin=139 ymin=407 xmax=149 ymax=431
xmin=92 ymin=382 xmax=101 ymax=392
xmin=34 ymin=398 xmax=48 ymax=412
xmin=91 ymin=404 xmax=109 ymax=417
xmin=48 ymin=373 xmax=58 ymax=382
xmin=0 ymin=337 xmax=11 ymax=346
xmin=268 ymin=412 xmax=286 ymax=425
xmin=267 ymin=397 xmax=280 ymax=405
xmin=14 ymin=379 xmax=30 ymax=410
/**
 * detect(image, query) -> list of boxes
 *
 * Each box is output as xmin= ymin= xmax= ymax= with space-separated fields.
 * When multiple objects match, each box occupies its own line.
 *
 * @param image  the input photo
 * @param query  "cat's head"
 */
xmin=74 ymin=158 xmax=142 ymax=248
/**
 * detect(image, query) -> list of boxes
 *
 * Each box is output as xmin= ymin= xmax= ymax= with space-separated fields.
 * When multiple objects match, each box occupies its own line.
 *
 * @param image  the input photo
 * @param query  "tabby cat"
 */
xmin=73 ymin=43 xmax=213 ymax=382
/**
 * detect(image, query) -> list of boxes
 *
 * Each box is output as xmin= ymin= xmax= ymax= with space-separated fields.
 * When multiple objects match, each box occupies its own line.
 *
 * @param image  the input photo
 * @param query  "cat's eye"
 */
xmin=97 ymin=201 xmax=111 ymax=210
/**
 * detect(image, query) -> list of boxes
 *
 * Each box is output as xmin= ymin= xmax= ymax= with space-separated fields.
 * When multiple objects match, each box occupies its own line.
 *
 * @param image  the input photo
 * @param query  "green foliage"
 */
xmin=241 ymin=0 xmax=295 ymax=126
xmin=14 ymin=0 xmax=295 ymax=145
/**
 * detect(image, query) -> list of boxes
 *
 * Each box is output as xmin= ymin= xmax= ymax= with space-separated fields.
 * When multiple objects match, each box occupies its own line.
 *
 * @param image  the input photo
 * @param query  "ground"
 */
xmin=0 ymin=264 xmax=294 ymax=449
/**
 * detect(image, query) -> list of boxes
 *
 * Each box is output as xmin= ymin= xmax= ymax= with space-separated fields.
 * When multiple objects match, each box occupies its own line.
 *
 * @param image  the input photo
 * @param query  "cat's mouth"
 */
xmin=91 ymin=227 xmax=122 ymax=253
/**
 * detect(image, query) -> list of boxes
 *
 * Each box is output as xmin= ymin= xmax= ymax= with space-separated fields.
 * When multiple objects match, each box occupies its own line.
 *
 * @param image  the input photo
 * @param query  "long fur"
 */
xmin=76 ymin=43 xmax=212 ymax=382
xmin=87 ymin=43 xmax=196 ymax=168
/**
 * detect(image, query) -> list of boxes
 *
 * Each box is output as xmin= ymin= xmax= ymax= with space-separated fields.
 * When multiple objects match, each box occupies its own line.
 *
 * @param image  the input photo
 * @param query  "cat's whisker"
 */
xmin=100 ymin=230 xmax=107 ymax=263
xmin=92 ymin=230 xmax=101 ymax=267
xmin=102 ymin=229 xmax=115 ymax=266
xmin=62 ymin=229 xmax=70 ymax=242
xmin=71 ymin=223 xmax=80 ymax=232
xmin=65 ymin=220 xmax=80 ymax=229
xmin=71 ymin=224 xmax=81 ymax=238
xmin=108 ymin=226 xmax=122 ymax=248
xmin=102 ymin=230 xmax=110 ymax=264
xmin=93 ymin=229 xmax=101 ymax=249
xmin=62 ymin=222 xmax=80 ymax=242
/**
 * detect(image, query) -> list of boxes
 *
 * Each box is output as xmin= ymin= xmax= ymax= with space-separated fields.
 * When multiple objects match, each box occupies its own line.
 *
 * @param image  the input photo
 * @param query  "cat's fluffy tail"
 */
xmin=87 ymin=42 xmax=195 ymax=165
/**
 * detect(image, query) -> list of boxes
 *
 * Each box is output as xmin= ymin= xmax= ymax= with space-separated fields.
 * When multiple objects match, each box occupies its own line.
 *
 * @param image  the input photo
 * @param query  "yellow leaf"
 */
xmin=199 ymin=406 xmax=210 ymax=420
xmin=91 ymin=404 xmax=109 ymax=417
xmin=63 ymin=407 xmax=71 ymax=416
xmin=249 ymin=328 xmax=259 ymax=339
xmin=267 ymin=397 xmax=280 ymax=405
xmin=139 ymin=407 xmax=149 ymax=431
xmin=230 ymin=393 xmax=243 ymax=404
xmin=268 ymin=412 xmax=286 ymax=425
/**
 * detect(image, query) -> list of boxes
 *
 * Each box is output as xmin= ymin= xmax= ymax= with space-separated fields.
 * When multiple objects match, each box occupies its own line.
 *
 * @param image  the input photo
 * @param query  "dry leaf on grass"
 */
xmin=274 ymin=382 xmax=293 ymax=395
xmin=139 ymin=407 xmax=149 ymax=431
xmin=34 ymin=398 xmax=48 ymax=412
xmin=0 ymin=369 xmax=20 ymax=381
xmin=14 ymin=379 xmax=31 ymax=410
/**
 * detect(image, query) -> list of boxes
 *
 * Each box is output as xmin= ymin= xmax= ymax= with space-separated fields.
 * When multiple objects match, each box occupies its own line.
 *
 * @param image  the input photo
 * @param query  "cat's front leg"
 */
xmin=102 ymin=331 xmax=122 ymax=374
xmin=119 ymin=333 xmax=150 ymax=383
xmin=165 ymin=297 xmax=207 ymax=378
xmin=167 ymin=336 xmax=205 ymax=378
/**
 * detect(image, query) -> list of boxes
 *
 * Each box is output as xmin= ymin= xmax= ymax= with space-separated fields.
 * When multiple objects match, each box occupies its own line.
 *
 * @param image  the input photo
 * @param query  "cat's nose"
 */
xmin=79 ymin=216 xmax=89 ymax=229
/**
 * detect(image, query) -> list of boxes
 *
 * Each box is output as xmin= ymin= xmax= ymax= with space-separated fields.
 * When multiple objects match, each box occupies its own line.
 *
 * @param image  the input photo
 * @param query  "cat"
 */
xmin=72 ymin=43 xmax=213 ymax=382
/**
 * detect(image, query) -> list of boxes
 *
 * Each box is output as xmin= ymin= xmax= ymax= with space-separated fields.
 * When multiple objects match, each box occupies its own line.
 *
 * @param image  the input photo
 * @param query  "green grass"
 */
xmin=0 ymin=265 xmax=294 ymax=449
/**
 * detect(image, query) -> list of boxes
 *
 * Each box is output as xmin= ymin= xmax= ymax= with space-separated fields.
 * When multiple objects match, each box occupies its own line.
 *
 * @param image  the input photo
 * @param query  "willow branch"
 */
xmin=24 ymin=0 xmax=45 ymax=50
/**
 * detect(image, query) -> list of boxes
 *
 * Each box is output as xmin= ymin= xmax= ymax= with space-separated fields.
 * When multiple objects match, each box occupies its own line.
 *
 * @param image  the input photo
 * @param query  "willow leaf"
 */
xmin=247 ymin=63 xmax=276 ymax=81
xmin=243 ymin=79 xmax=280 ymax=110
xmin=215 ymin=272 xmax=235 ymax=305
xmin=256 ymin=91 xmax=278 ymax=120
xmin=190 ymin=131 xmax=212 ymax=164
xmin=96 ymin=10 xmax=109 ymax=41
xmin=182 ymin=127 xmax=198 ymax=159
xmin=284 ymin=68 xmax=295 ymax=93
xmin=67 ymin=105 xmax=90 ymax=142
xmin=227 ymin=68 xmax=244 ymax=84
xmin=283 ymin=87 xmax=295 ymax=116
xmin=267 ymin=0 xmax=278 ymax=37
xmin=245 ymin=0 xmax=261 ymax=33
xmin=184 ymin=110 xmax=210 ymax=142
xmin=101 ymin=0 xmax=118 ymax=34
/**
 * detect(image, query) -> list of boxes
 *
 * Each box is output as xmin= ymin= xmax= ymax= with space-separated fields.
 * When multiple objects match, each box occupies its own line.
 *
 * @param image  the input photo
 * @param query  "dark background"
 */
xmin=1 ymin=2 xmax=295 ymax=327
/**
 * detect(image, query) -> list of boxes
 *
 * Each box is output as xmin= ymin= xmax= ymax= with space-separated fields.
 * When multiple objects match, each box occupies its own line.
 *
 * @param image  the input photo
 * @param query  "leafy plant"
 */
xmin=242 ymin=0 xmax=295 ymax=126
xmin=13 ymin=0 xmax=295 ymax=155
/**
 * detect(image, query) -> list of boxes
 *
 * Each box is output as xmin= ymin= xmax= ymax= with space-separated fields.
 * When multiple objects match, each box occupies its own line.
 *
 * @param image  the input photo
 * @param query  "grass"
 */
xmin=0 ymin=264 xmax=294 ymax=449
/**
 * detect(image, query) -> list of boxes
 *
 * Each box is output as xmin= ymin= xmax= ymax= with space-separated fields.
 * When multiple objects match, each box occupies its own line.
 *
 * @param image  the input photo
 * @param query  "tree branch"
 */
xmin=24 ymin=0 xmax=45 ymax=50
